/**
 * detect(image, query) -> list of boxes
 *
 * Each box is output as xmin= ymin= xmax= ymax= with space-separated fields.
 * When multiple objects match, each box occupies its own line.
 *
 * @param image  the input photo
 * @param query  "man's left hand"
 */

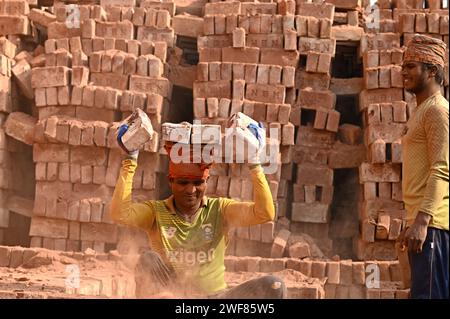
xmin=402 ymin=212 xmax=431 ymax=253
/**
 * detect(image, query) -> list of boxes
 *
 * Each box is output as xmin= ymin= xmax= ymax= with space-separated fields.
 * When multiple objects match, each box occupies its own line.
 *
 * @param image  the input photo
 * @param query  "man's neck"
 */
xmin=173 ymin=199 xmax=201 ymax=218
xmin=415 ymin=85 xmax=441 ymax=107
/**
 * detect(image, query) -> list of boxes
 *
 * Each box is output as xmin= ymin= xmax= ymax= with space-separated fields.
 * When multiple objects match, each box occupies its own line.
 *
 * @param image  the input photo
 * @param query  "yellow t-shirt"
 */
xmin=110 ymin=159 xmax=275 ymax=294
xmin=402 ymin=91 xmax=449 ymax=230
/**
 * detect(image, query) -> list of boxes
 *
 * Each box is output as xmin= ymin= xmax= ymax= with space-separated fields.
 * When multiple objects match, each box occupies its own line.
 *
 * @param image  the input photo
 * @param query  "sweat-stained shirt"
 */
xmin=402 ymin=90 xmax=449 ymax=230
xmin=110 ymin=159 xmax=275 ymax=295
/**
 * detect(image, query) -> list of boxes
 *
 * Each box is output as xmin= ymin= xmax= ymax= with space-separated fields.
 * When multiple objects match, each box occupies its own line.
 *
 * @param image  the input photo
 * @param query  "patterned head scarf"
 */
xmin=164 ymin=142 xmax=212 ymax=180
xmin=404 ymin=34 xmax=447 ymax=68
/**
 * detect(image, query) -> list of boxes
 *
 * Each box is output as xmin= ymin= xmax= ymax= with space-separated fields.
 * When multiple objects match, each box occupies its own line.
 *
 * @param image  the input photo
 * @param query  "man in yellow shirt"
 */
xmin=110 ymin=122 xmax=286 ymax=298
xmin=399 ymin=34 xmax=449 ymax=299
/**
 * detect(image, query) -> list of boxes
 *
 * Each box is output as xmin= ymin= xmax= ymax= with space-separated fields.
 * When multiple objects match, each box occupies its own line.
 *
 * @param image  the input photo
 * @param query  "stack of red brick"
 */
xmin=291 ymin=1 xmax=338 ymax=257
xmin=191 ymin=0 xmax=305 ymax=256
xmin=3 ymin=0 xmax=177 ymax=253
xmin=0 ymin=37 xmax=15 ymax=237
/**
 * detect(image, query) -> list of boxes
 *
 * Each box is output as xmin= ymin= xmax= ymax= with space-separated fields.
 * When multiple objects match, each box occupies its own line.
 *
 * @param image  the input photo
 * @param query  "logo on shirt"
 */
xmin=164 ymin=226 xmax=177 ymax=238
xmin=201 ymin=224 xmax=214 ymax=241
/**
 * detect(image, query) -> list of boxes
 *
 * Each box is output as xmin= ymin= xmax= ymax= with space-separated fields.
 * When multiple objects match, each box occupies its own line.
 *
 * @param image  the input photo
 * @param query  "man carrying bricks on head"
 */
xmin=398 ymin=34 xmax=449 ymax=299
xmin=110 ymin=115 xmax=286 ymax=299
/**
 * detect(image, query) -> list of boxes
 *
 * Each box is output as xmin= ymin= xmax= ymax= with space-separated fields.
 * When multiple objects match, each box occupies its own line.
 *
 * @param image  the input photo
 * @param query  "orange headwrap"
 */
xmin=164 ymin=142 xmax=212 ymax=180
xmin=404 ymin=34 xmax=447 ymax=68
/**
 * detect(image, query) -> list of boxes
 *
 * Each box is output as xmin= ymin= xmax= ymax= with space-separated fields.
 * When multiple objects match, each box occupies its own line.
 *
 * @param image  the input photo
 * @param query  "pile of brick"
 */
xmin=0 ymin=37 xmax=15 ymax=237
xmin=191 ymin=0 xmax=313 ymax=256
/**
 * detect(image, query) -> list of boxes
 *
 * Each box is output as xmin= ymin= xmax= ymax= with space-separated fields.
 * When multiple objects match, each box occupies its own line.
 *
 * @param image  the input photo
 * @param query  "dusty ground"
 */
xmin=0 ymin=248 xmax=325 ymax=299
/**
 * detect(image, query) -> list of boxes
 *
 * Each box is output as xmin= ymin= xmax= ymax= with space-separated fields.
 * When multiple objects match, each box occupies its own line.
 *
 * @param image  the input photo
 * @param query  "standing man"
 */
xmin=110 ymin=122 xmax=286 ymax=299
xmin=400 ymin=34 xmax=449 ymax=299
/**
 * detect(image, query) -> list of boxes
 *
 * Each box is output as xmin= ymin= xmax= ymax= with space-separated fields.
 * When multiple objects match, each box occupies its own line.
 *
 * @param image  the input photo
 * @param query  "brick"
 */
xmin=427 ymin=13 xmax=440 ymax=34
xmin=326 ymin=110 xmax=340 ymax=132
xmin=58 ymin=163 xmax=70 ymax=182
xmin=361 ymin=33 xmax=400 ymax=54
xmin=172 ymin=14 xmax=204 ymax=38
xmin=31 ymin=66 xmax=70 ymax=88
xmin=363 ymin=50 xmax=379 ymax=68
xmin=295 ymin=16 xmax=308 ymax=36
xmin=96 ymin=20 xmax=134 ymax=40
xmin=91 ymin=73 xmax=129 ymax=91
xmin=326 ymin=261 xmax=340 ymax=284
xmin=220 ymin=62 xmax=232 ymax=81
xmin=0 ymin=246 xmax=11 ymax=267
xmin=316 ymin=53 xmax=332 ymax=73
xmin=391 ymin=139 xmax=402 ymax=164
xmin=369 ymin=139 xmax=386 ymax=164
xmin=291 ymin=202 xmax=329 ymax=223
xmin=311 ymin=262 xmax=329 ymax=282
xmin=364 ymin=67 xmax=379 ymax=89
xmin=226 ymin=15 xmax=238 ymax=34
xmin=269 ymin=65 xmax=282 ymax=85
xmin=213 ymin=14 xmax=225 ymax=35
xmin=282 ymin=66 xmax=295 ymax=88
xmin=295 ymin=260 xmax=311 ymax=277
xmin=29 ymin=217 xmax=68 ymax=238
xmin=206 ymin=97 xmax=219 ymax=118
xmin=307 ymin=17 xmax=320 ymax=38
xmin=380 ymin=103 xmax=393 ymax=123
xmin=298 ymin=2 xmax=335 ymax=20
xmin=297 ymin=88 xmax=336 ymax=110
xmin=284 ymin=29 xmax=297 ymax=50
xmin=246 ymin=83 xmax=285 ymax=104
xmin=244 ymin=63 xmax=257 ymax=83
xmin=339 ymin=260 xmax=353 ymax=285
xmin=203 ymin=15 xmax=215 ymax=35
xmin=440 ymin=15 xmax=449 ymax=35
xmin=256 ymin=64 xmax=270 ymax=84
xmin=376 ymin=213 xmax=390 ymax=240
xmin=129 ymin=75 xmax=171 ymax=98
xmin=12 ymin=59 xmax=34 ymax=99
xmin=4 ymin=112 xmax=36 ymax=145
xmin=270 ymin=229 xmax=290 ymax=258
xmin=288 ymin=242 xmax=310 ymax=258
xmin=378 ymin=66 xmax=391 ymax=88
xmin=80 ymin=124 xmax=94 ymax=146
xmin=57 ymin=86 xmax=70 ymax=106
xmin=261 ymin=221 xmax=274 ymax=243
xmin=399 ymin=13 xmax=415 ymax=33
xmin=193 ymin=98 xmax=206 ymax=118
xmin=71 ymin=66 xmax=89 ymax=87
xmin=209 ymin=62 xmax=221 ymax=81
xmin=320 ymin=18 xmax=332 ymax=38
xmin=390 ymin=65 xmax=403 ymax=88
xmin=282 ymin=123 xmax=295 ymax=145
xmin=379 ymin=182 xmax=392 ymax=199
xmin=222 ymin=47 xmax=259 ymax=64
xmin=260 ymin=48 xmax=299 ymax=67
xmin=298 ymin=37 xmax=336 ymax=56
xmin=33 ymin=144 xmax=69 ymax=163
xmin=337 ymin=124 xmax=361 ymax=145
xmin=297 ymin=164 xmax=333 ymax=185
xmin=218 ymin=98 xmax=231 ymax=118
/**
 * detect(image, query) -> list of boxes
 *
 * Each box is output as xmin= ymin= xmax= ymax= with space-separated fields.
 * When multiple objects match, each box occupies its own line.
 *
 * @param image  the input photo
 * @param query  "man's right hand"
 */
xmin=117 ymin=123 xmax=139 ymax=160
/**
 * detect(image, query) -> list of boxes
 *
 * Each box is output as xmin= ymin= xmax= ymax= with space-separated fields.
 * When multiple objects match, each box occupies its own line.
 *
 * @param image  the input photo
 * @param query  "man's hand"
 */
xmin=117 ymin=123 xmax=139 ymax=160
xmin=400 ymin=212 xmax=431 ymax=253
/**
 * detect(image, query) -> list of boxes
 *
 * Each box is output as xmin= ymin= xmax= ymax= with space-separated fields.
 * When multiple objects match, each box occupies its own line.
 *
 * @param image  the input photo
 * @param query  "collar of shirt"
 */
xmin=163 ymin=195 xmax=209 ymax=216
xmin=417 ymin=90 xmax=442 ymax=109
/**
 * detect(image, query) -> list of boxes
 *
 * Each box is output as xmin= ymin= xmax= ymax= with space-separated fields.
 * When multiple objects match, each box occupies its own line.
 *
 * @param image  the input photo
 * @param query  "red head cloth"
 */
xmin=404 ymin=34 xmax=447 ymax=68
xmin=164 ymin=141 xmax=212 ymax=180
